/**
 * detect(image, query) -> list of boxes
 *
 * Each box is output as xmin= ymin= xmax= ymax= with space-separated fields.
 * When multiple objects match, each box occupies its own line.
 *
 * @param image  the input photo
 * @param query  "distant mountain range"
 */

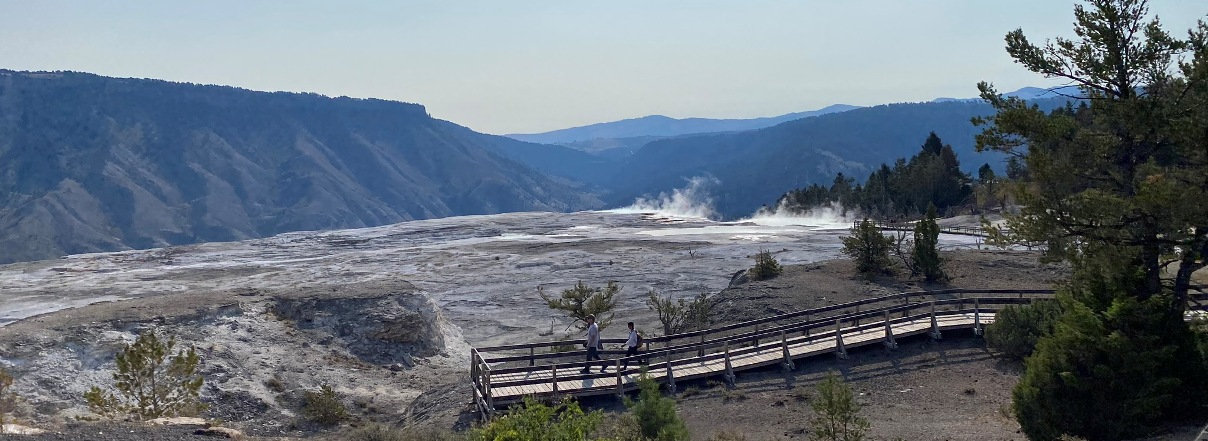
xmin=487 ymin=92 xmax=1070 ymax=219
xmin=0 ymin=71 xmax=600 ymax=263
xmin=0 ymin=71 xmax=1076 ymax=263
xmin=505 ymin=104 xmax=860 ymax=147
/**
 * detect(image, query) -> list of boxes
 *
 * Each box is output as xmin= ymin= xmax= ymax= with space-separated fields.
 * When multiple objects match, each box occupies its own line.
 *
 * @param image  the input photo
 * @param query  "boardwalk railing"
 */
xmin=469 ymin=287 xmax=1208 ymax=418
xmin=854 ymin=219 xmax=995 ymax=237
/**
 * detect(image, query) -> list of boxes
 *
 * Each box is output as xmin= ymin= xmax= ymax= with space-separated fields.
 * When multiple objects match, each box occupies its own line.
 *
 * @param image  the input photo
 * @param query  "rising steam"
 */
xmin=738 ymin=199 xmax=855 ymax=229
xmin=608 ymin=176 xmax=720 ymax=220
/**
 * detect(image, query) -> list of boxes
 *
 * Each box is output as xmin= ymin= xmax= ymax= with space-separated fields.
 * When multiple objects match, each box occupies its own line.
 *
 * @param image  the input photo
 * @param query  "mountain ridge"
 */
xmin=0 ymin=70 xmax=601 ymax=263
xmin=505 ymin=104 xmax=861 ymax=145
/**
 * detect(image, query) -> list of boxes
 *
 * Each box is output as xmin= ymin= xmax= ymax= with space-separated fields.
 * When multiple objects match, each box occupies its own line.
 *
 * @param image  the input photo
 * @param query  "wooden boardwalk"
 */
xmin=469 ymin=288 xmax=1208 ymax=417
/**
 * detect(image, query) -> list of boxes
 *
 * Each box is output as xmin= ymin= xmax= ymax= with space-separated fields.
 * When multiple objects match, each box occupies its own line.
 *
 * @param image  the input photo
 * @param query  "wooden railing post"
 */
xmin=929 ymin=301 xmax=942 ymax=340
xmin=723 ymin=341 xmax=737 ymax=386
xmin=483 ymin=364 xmax=493 ymax=410
xmin=551 ymin=365 xmax=559 ymax=394
xmin=616 ymin=359 xmax=624 ymax=398
xmin=973 ymin=297 xmax=983 ymax=336
xmin=803 ymin=313 xmax=811 ymax=338
xmin=753 ymin=324 xmax=760 ymax=347
xmin=665 ymin=352 xmax=677 ymax=394
xmin=834 ymin=319 xmax=848 ymax=360
xmin=698 ymin=332 xmax=706 ymax=357
xmin=470 ymin=349 xmax=481 ymax=415
xmin=780 ymin=330 xmax=795 ymax=371
xmin=529 ymin=347 xmax=535 ymax=366
xmin=883 ymin=311 xmax=898 ymax=350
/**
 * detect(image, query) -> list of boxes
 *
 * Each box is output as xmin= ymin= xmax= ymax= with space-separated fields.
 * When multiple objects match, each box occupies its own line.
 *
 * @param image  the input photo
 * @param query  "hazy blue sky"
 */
xmin=2 ymin=1 xmax=1204 ymax=134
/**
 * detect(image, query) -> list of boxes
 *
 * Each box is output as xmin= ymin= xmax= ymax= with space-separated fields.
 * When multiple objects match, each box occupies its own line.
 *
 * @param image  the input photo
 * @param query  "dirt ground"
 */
xmin=711 ymin=249 xmax=1068 ymax=324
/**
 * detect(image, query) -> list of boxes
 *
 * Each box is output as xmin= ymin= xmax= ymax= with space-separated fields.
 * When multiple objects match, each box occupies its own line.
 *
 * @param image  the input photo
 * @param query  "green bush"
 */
xmin=1013 ymin=296 xmax=1207 ymax=441
xmin=984 ymin=299 xmax=1063 ymax=360
xmin=841 ymin=220 xmax=893 ymax=275
xmin=748 ymin=250 xmax=783 ymax=281
xmin=910 ymin=204 xmax=944 ymax=282
xmin=303 ymin=384 xmax=349 ymax=426
xmin=624 ymin=373 xmax=689 ymax=441
xmin=469 ymin=396 xmax=602 ymax=441
xmin=809 ymin=371 xmax=868 ymax=441
xmin=646 ymin=291 xmax=713 ymax=335
xmin=83 ymin=329 xmax=205 ymax=420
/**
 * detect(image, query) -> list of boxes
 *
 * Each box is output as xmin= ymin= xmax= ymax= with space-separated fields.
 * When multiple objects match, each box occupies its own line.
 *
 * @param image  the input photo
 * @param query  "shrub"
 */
xmin=83 ymin=329 xmax=204 ymax=420
xmin=646 ymin=291 xmax=712 ymax=335
xmin=469 ymin=396 xmax=602 ymax=441
xmin=841 ymin=220 xmax=893 ymax=274
xmin=540 ymin=281 xmax=620 ymax=331
xmin=1012 ymin=296 xmax=1207 ymax=441
xmin=303 ymin=384 xmax=349 ymax=426
xmin=985 ymin=299 xmax=1063 ymax=360
xmin=624 ymin=373 xmax=689 ymax=441
xmin=0 ymin=366 xmax=13 ymax=426
xmin=910 ymin=205 xmax=944 ymax=282
xmin=809 ymin=371 xmax=868 ymax=441
xmin=748 ymin=250 xmax=783 ymax=281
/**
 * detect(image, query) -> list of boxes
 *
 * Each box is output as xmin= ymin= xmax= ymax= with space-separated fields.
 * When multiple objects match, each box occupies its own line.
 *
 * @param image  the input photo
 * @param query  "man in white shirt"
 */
xmin=622 ymin=321 xmax=641 ymax=369
xmin=581 ymin=314 xmax=604 ymax=374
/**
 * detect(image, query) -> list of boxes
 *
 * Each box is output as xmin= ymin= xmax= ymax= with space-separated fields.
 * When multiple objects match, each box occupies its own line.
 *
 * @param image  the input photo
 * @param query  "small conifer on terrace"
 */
xmin=749 ymin=249 xmax=783 ymax=281
xmin=841 ymin=220 xmax=893 ymax=274
xmin=540 ymin=281 xmax=620 ymax=331
xmin=84 ymin=329 xmax=204 ymax=420
xmin=625 ymin=372 xmax=689 ymax=441
xmin=810 ymin=371 xmax=868 ymax=441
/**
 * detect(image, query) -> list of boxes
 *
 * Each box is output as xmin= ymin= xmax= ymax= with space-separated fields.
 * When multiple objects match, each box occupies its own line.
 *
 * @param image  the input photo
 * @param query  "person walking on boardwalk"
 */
xmin=581 ymin=314 xmax=605 ymax=374
xmin=621 ymin=321 xmax=642 ymax=369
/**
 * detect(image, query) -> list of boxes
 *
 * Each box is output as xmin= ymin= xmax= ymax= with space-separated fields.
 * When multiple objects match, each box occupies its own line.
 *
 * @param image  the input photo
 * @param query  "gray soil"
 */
xmin=2 ymin=215 xmax=1202 ymax=440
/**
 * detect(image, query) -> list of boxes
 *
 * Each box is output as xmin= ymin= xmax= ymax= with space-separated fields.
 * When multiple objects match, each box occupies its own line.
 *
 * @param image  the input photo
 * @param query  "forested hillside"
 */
xmin=0 ymin=71 xmax=601 ymax=263
xmin=602 ymin=98 xmax=1067 ymax=218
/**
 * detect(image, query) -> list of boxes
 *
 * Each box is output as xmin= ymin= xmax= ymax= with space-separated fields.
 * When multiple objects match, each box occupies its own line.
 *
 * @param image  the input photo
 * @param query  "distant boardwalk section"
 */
xmin=469 ymin=287 xmax=1208 ymax=418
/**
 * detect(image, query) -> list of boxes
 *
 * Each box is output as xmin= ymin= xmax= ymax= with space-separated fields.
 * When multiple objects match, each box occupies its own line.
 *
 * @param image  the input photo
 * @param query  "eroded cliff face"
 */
xmin=0 ymin=70 xmax=602 ymax=264
xmin=0 ymin=284 xmax=470 ymax=435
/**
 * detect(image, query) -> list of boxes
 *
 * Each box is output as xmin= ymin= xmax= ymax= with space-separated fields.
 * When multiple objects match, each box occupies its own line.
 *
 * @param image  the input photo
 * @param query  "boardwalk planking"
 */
xmin=489 ymin=312 xmax=996 ymax=402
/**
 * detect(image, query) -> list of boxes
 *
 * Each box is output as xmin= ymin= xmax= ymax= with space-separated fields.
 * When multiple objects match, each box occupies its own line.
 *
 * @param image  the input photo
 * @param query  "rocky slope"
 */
xmin=0 ymin=71 xmax=601 ymax=264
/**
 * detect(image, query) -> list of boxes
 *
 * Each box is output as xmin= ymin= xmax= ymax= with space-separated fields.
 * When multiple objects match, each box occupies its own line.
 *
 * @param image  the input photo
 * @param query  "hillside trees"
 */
xmin=975 ymin=0 xmax=1208 ymax=438
xmin=778 ymin=133 xmax=972 ymax=219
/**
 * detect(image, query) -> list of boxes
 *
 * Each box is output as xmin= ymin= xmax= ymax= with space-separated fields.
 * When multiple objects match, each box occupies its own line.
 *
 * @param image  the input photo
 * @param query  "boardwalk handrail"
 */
xmin=470 ymin=287 xmax=1208 ymax=416
xmin=475 ymin=288 xmax=1054 ymax=353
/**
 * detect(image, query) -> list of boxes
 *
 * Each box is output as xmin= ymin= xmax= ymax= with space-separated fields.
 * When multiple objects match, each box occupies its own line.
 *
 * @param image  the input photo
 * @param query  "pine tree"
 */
xmin=809 ymin=371 xmax=868 ymax=441
xmin=540 ymin=281 xmax=620 ymax=331
xmin=84 ymin=329 xmax=204 ymax=420
xmin=625 ymin=373 xmax=689 ymax=441
xmin=911 ymin=204 xmax=944 ymax=282
xmin=841 ymin=220 xmax=893 ymax=274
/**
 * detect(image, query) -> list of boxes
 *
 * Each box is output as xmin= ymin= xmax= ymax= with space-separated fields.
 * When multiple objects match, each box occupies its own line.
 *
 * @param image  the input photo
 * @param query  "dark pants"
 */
xmin=582 ymin=346 xmax=602 ymax=372
xmin=622 ymin=346 xmax=640 ymax=368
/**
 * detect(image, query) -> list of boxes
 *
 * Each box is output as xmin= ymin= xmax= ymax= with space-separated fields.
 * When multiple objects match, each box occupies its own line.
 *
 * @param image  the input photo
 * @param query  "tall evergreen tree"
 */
xmin=975 ymin=1 xmax=1208 ymax=438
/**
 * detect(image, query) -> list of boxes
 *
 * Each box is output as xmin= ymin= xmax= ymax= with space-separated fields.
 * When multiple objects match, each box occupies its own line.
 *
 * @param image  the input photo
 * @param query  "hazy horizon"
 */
xmin=2 ymin=1 xmax=1203 ymax=134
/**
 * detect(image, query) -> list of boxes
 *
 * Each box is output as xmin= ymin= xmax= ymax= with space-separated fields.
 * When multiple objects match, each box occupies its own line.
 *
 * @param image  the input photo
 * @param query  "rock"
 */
xmin=1 ymin=423 xmax=47 ymax=435
xmin=194 ymin=426 xmax=245 ymax=439
xmin=147 ymin=416 xmax=208 ymax=425
xmin=728 ymin=269 xmax=749 ymax=288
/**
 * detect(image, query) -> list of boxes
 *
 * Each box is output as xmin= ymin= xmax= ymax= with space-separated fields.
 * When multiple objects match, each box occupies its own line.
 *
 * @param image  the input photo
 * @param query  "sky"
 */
xmin=2 ymin=1 xmax=1204 ymax=135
